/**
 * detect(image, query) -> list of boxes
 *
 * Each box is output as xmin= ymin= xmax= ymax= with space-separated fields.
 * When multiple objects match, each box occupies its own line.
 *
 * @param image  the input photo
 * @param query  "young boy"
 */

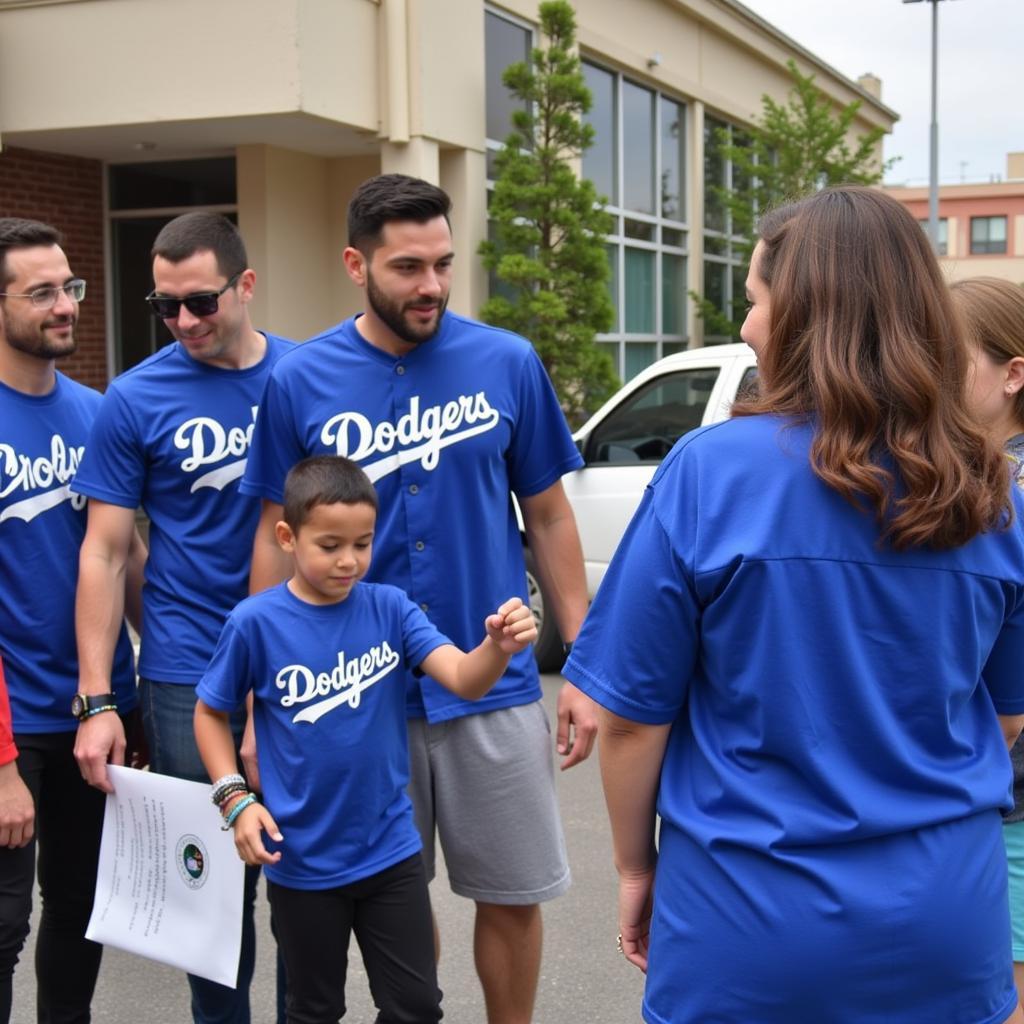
xmin=194 ymin=455 xmax=537 ymax=1024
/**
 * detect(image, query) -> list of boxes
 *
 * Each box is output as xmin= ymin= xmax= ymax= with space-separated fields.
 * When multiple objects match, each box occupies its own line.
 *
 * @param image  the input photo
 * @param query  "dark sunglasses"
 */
xmin=145 ymin=272 xmax=241 ymax=319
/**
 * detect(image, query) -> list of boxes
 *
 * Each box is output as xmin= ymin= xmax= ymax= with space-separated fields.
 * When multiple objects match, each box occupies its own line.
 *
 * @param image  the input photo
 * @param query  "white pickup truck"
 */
xmin=526 ymin=342 xmax=758 ymax=669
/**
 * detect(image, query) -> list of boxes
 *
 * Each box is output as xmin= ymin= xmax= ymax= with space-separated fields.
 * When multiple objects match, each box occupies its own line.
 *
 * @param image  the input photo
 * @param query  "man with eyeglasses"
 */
xmin=0 ymin=217 xmax=141 ymax=1023
xmin=72 ymin=212 xmax=292 ymax=1024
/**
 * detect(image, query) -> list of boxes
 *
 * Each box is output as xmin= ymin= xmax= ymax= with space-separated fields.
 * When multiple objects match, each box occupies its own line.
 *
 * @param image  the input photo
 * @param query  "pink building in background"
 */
xmin=886 ymin=153 xmax=1024 ymax=284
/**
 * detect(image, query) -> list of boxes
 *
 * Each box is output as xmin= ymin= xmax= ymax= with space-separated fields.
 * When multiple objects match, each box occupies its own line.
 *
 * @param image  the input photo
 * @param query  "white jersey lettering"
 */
xmin=320 ymin=393 xmax=500 ymax=482
xmin=173 ymin=405 xmax=258 ymax=492
xmin=0 ymin=435 xmax=86 ymax=523
xmin=276 ymin=642 xmax=401 ymax=724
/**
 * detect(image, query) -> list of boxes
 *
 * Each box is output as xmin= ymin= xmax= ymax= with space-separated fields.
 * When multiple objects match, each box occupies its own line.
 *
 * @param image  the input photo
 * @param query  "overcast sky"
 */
xmin=738 ymin=0 xmax=1023 ymax=186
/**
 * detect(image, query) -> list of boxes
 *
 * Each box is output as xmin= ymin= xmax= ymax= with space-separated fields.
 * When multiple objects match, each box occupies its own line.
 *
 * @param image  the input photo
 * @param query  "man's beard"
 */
xmin=3 ymin=310 xmax=77 ymax=360
xmin=366 ymin=272 xmax=447 ymax=347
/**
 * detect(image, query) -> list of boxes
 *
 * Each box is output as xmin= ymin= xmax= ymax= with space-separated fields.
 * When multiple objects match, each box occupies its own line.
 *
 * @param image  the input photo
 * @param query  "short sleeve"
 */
xmin=399 ymin=593 xmax=453 ymax=670
xmin=239 ymin=371 xmax=307 ymax=504
xmin=71 ymin=388 xmax=146 ymax=508
xmin=981 ymin=586 xmax=1024 ymax=715
xmin=563 ymin=475 xmax=701 ymax=725
xmin=196 ymin=619 xmax=254 ymax=713
xmin=507 ymin=346 xmax=583 ymax=498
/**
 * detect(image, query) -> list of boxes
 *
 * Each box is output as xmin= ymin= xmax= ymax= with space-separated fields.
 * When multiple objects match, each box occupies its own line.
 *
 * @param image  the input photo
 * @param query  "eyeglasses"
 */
xmin=0 ymin=279 xmax=86 ymax=309
xmin=145 ymin=273 xmax=241 ymax=319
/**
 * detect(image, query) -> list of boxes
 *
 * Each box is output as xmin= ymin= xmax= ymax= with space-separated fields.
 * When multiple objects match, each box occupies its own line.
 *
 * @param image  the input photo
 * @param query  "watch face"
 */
xmin=71 ymin=694 xmax=86 ymax=719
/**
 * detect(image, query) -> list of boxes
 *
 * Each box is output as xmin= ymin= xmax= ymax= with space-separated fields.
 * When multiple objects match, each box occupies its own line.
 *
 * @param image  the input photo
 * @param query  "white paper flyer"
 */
xmin=86 ymin=765 xmax=244 ymax=987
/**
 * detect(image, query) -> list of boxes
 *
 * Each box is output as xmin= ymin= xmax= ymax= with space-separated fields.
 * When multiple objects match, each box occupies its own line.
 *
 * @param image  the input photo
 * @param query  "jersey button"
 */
xmin=409 ymin=484 xmax=419 ymax=495
xmin=420 ymin=603 xmax=429 ymax=612
xmin=396 ymin=365 xmax=406 ymax=375
xmin=415 ymin=540 xmax=425 ymax=551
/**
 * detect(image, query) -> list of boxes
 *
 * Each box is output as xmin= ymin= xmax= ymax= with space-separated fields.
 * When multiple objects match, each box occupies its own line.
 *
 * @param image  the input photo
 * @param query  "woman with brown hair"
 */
xmin=565 ymin=187 xmax=1024 ymax=1023
xmin=954 ymin=276 xmax=1024 ymax=1004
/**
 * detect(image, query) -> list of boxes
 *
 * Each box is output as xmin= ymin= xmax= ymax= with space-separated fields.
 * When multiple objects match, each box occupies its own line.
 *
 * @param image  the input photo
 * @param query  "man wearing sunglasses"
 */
xmin=0 ymin=218 xmax=141 ymax=1024
xmin=72 ymin=212 xmax=293 ymax=1024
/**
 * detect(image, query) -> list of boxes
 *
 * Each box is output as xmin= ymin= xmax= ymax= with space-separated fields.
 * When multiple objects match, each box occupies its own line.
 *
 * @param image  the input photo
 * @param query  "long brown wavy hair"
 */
xmin=732 ymin=186 xmax=1010 ymax=549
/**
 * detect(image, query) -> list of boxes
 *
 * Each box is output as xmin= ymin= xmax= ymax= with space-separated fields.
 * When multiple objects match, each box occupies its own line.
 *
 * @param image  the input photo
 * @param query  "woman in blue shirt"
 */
xmin=565 ymin=187 xmax=1024 ymax=1024
xmin=955 ymin=276 xmax=1024 ymax=1008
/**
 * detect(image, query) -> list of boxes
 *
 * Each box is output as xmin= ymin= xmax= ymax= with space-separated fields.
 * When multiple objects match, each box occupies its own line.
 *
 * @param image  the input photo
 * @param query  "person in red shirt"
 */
xmin=0 ymin=659 xmax=32 ymax=850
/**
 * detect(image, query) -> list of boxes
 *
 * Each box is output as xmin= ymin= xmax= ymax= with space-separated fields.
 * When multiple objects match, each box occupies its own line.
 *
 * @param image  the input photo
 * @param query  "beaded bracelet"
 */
xmin=214 ymin=782 xmax=248 ymax=809
xmin=210 ymin=774 xmax=246 ymax=806
xmin=222 ymin=793 xmax=257 ymax=830
xmin=82 ymin=704 xmax=117 ymax=719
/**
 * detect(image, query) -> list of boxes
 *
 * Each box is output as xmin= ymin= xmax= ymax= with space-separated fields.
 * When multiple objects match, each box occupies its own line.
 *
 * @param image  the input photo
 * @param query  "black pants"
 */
xmin=0 ymin=729 xmax=107 ymax=1024
xmin=268 ymin=854 xmax=442 ymax=1024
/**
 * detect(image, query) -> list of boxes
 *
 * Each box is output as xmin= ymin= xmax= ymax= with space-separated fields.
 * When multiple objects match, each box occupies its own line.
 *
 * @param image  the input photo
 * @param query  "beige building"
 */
xmin=0 ymin=0 xmax=897 ymax=388
xmin=887 ymin=153 xmax=1024 ymax=286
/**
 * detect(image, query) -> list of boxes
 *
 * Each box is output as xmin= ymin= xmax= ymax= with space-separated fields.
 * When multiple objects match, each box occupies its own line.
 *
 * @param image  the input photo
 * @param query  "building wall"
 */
xmin=0 ymin=0 xmax=897 ymax=381
xmin=0 ymin=145 xmax=108 ymax=390
xmin=888 ymin=181 xmax=1024 ymax=285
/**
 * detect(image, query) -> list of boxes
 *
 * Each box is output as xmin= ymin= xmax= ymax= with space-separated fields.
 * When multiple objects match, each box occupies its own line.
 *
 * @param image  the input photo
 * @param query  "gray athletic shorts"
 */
xmin=407 ymin=701 xmax=571 ymax=905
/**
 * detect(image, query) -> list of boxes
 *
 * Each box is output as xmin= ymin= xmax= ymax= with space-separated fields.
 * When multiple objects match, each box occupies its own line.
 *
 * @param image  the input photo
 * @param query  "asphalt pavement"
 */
xmin=11 ymin=674 xmax=646 ymax=1023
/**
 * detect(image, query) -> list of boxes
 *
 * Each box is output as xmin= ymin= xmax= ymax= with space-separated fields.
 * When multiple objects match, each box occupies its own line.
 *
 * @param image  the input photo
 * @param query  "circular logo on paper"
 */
xmin=175 ymin=835 xmax=209 ymax=890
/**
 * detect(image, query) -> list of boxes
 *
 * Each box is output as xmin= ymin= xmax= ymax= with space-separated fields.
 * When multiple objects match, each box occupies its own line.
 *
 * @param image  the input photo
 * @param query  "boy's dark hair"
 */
xmin=0 ymin=218 xmax=61 ymax=287
xmin=151 ymin=212 xmax=248 ymax=280
xmin=283 ymin=456 xmax=378 ymax=532
xmin=347 ymin=174 xmax=451 ymax=255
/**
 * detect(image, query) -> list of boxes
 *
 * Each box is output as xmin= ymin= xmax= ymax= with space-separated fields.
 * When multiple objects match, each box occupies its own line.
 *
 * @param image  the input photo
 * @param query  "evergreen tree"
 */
xmin=696 ymin=60 xmax=895 ymax=339
xmin=480 ymin=0 xmax=617 ymax=424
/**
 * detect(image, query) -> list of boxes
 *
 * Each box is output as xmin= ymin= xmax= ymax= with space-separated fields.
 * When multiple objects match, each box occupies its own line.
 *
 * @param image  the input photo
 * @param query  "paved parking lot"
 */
xmin=12 ymin=674 xmax=646 ymax=1023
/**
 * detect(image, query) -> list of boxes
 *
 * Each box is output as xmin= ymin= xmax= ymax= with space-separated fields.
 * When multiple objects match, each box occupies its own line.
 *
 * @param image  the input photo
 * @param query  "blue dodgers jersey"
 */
xmin=565 ymin=414 xmax=1024 ymax=1022
xmin=197 ymin=581 xmax=450 ymax=889
xmin=0 ymin=374 xmax=136 ymax=733
xmin=241 ymin=313 xmax=583 ymax=722
xmin=71 ymin=334 xmax=294 ymax=684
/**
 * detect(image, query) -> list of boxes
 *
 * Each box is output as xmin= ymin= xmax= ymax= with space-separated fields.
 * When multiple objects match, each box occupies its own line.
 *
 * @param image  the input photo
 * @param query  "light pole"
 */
xmin=903 ymin=0 xmax=946 ymax=254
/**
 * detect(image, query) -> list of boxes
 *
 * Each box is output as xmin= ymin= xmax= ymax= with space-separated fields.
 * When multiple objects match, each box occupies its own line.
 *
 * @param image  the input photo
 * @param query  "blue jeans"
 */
xmin=140 ymin=679 xmax=260 ymax=1024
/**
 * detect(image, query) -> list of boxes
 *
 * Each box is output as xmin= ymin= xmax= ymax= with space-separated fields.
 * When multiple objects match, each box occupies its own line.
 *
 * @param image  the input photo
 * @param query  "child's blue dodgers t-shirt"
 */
xmin=197 ymin=581 xmax=451 ymax=889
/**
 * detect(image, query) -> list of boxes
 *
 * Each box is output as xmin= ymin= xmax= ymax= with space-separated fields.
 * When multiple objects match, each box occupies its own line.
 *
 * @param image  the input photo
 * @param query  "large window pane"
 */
xmin=625 ymin=248 xmax=655 ymax=333
xmin=622 ymin=81 xmax=655 ymax=214
xmin=704 ymin=261 xmax=726 ymax=317
xmin=660 ymin=98 xmax=685 ymax=222
xmin=583 ymin=62 xmax=616 ymax=203
xmin=625 ymin=343 xmax=657 ymax=381
xmin=485 ymin=12 xmax=530 ymax=142
xmin=662 ymin=254 xmax=687 ymax=335
xmin=606 ymin=244 xmax=619 ymax=333
xmin=703 ymin=118 xmax=727 ymax=233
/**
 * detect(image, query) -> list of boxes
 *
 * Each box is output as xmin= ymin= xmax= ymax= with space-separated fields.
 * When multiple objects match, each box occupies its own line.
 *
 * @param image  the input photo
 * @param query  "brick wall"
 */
xmin=0 ymin=146 xmax=108 ymax=389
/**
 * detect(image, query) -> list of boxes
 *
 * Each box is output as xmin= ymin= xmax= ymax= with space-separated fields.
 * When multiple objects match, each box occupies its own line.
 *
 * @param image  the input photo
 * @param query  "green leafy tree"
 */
xmin=479 ymin=0 xmax=617 ymax=424
xmin=696 ymin=59 xmax=896 ymax=339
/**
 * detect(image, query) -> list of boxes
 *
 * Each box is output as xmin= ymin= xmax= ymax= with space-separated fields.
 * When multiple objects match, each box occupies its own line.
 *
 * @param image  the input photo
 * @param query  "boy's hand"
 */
xmin=232 ymin=801 xmax=283 ymax=867
xmin=485 ymin=598 xmax=538 ymax=654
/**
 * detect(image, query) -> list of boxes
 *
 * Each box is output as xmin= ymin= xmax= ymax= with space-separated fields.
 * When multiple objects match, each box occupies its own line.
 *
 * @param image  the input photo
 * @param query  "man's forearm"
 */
xmin=523 ymin=512 xmax=588 ymax=643
xmin=76 ymin=546 xmax=128 ymax=695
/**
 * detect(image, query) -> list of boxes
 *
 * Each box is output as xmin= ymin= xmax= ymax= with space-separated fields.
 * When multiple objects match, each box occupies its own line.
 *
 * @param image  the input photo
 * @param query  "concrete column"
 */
xmin=439 ymin=147 xmax=487 ymax=319
xmin=687 ymin=100 xmax=705 ymax=348
xmin=327 ymin=154 xmax=382 ymax=323
xmin=380 ymin=136 xmax=440 ymax=183
xmin=237 ymin=144 xmax=334 ymax=341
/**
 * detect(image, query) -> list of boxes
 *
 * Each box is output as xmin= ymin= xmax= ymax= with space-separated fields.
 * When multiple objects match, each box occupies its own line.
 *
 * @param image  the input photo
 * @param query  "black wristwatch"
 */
xmin=71 ymin=693 xmax=117 ymax=721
